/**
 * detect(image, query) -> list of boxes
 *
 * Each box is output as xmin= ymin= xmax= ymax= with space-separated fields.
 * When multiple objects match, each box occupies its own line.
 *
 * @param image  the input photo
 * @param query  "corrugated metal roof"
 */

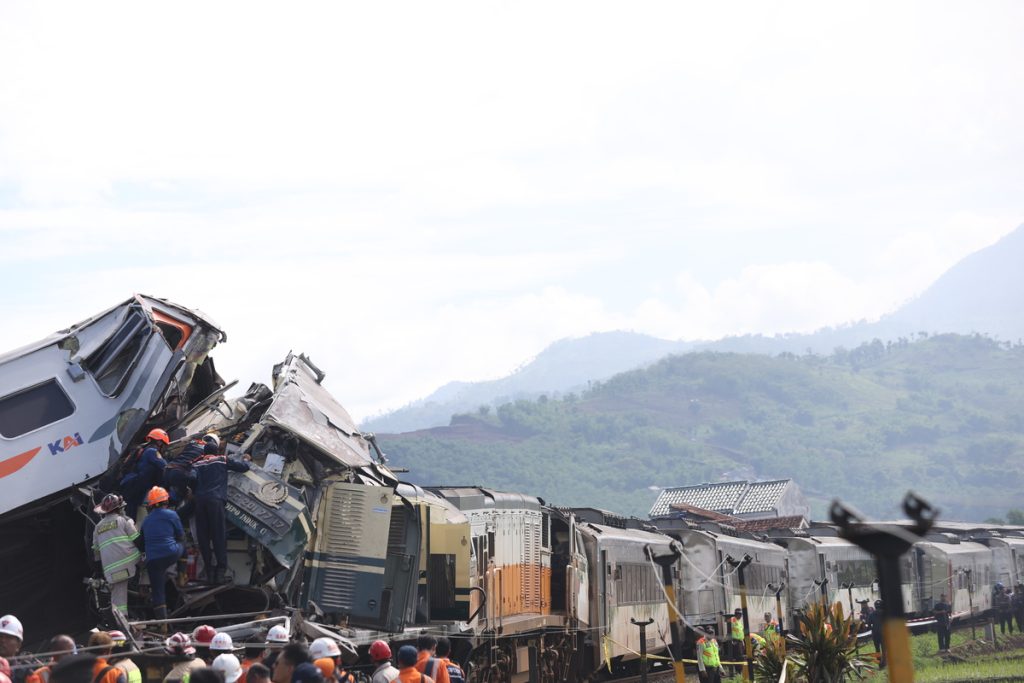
xmin=650 ymin=479 xmax=793 ymax=518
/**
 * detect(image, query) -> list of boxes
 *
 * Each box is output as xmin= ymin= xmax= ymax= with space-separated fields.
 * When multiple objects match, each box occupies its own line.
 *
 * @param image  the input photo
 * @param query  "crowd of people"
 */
xmin=0 ymin=614 xmax=467 ymax=683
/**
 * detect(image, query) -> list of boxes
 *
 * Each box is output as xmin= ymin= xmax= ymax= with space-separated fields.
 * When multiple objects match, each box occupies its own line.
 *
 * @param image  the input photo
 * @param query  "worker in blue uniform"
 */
xmin=192 ymin=440 xmax=251 ymax=583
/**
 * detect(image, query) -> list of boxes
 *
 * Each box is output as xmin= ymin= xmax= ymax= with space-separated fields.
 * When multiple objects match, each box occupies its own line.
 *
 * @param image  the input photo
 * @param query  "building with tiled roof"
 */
xmin=649 ymin=479 xmax=809 ymax=521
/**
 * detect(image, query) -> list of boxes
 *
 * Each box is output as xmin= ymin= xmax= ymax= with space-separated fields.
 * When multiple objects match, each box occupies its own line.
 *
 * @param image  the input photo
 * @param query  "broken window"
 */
xmin=84 ymin=308 xmax=151 ymax=396
xmin=0 ymin=379 xmax=75 ymax=438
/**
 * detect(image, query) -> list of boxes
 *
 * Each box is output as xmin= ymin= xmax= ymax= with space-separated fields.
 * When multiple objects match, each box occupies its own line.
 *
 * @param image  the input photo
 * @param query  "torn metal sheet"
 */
xmin=262 ymin=354 xmax=374 ymax=468
xmin=226 ymin=467 xmax=312 ymax=569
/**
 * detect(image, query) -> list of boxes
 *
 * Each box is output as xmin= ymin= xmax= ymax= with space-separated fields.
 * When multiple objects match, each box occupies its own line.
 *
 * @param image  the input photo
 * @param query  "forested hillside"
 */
xmin=380 ymin=333 xmax=1024 ymax=521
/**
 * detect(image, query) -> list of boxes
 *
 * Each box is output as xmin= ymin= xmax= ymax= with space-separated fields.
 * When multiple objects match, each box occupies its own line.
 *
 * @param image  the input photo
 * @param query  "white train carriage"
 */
xmin=778 ymin=535 xmax=892 ymax=618
xmin=653 ymin=521 xmax=787 ymax=633
xmin=982 ymin=533 xmax=1024 ymax=589
xmin=913 ymin=539 xmax=994 ymax=619
xmin=577 ymin=521 xmax=677 ymax=671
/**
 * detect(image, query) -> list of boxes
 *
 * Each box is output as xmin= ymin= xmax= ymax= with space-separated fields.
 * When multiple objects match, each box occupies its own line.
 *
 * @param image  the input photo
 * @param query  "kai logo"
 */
xmin=48 ymin=433 xmax=85 ymax=455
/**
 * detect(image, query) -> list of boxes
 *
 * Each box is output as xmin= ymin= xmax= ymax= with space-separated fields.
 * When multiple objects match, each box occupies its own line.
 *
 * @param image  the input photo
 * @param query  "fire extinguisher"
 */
xmin=186 ymin=546 xmax=199 ymax=580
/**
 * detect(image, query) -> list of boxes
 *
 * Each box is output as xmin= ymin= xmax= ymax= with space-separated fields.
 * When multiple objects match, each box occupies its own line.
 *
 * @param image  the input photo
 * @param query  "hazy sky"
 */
xmin=1 ymin=1 xmax=1022 ymax=420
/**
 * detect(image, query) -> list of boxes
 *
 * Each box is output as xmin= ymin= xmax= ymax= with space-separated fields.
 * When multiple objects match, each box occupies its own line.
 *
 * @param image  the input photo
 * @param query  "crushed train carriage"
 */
xmin=0 ymin=296 xmax=470 ymax=649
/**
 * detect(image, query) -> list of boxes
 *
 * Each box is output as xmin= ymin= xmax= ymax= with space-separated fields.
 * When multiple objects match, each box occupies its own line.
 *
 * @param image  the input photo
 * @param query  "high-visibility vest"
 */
xmin=115 ymin=660 xmax=141 ymax=683
xmin=698 ymin=638 xmax=720 ymax=667
xmin=730 ymin=617 xmax=744 ymax=640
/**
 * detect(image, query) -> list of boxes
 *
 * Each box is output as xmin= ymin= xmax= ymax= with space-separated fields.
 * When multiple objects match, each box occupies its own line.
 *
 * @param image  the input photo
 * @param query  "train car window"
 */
xmin=542 ymin=513 xmax=549 ymax=548
xmin=84 ymin=308 xmax=151 ymax=397
xmin=0 ymin=379 xmax=75 ymax=438
xmin=487 ymin=531 xmax=495 ymax=560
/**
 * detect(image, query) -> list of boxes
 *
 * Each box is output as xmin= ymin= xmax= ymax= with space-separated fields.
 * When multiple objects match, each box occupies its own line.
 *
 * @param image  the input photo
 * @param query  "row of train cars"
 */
xmin=400 ymin=485 xmax=1024 ymax=682
xmin=3 ymin=297 xmax=1023 ymax=682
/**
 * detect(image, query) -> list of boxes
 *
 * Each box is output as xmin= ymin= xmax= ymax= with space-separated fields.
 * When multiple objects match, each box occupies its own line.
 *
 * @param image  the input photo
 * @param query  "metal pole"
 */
xmin=528 ymin=642 xmax=539 ymax=683
xmin=774 ymin=582 xmax=786 ymax=636
xmin=631 ymin=618 xmax=654 ymax=683
xmin=844 ymin=582 xmax=855 ymax=616
xmin=727 ymin=554 xmax=754 ymax=682
xmin=649 ymin=544 xmax=688 ymax=683
xmin=966 ymin=569 xmax=976 ymax=641
xmin=831 ymin=492 xmax=937 ymax=683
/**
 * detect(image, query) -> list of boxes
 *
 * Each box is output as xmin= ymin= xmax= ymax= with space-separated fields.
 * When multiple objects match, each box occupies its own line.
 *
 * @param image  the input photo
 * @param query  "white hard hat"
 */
xmin=210 ymin=632 xmax=234 ymax=652
xmin=266 ymin=625 xmax=289 ymax=644
xmin=203 ymin=433 xmax=220 ymax=447
xmin=0 ymin=616 xmax=22 ymax=641
xmin=213 ymin=654 xmax=243 ymax=683
xmin=309 ymin=637 xmax=341 ymax=660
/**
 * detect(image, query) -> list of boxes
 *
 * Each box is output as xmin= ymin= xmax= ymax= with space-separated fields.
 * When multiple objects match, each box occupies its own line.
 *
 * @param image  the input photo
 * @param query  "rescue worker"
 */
xmin=0 ymin=615 xmax=23 ymax=659
xmin=270 ymin=643 xmax=310 ymax=683
xmin=163 ymin=434 xmax=208 ymax=518
xmin=138 ymin=486 xmax=185 ymax=622
xmin=869 ymin=600 xmax=885 ymax=667
xmin=430 ymin=638 xmax=463 ymax=683
xmin=25 ymin=635 xmax=77 ymax=683
xmin=1014 ymin=582 xmax=1024 ymax=632
xmin=727 ymin=608 xmax=745 ymax=676
xmin=933 ymin=593 xmax=952 ymax=652
xmin=91 ymin=494 xmax=141 ymax=616
xmin=119 ymin=429 xmax=169 ymax=519
xmin=47 ymin=654 xmax=99 ymax=683
xmin=309 ymin=639 xmax=353 ymax=683
xmin=413 ymin=635 xmax=448 ymax=683
xmin=695 ymin=629 xmax=721 ymax=683
xmin=238 ymin=636 xmax=266 ymax=683
xmin=213 ymin=654 xmax=244 ymax=683
xmin=192 ymin=442 xmax=251 ymax=584
xmin=246 ymin=664 xmax=271 ymax=683
xmin=162 ymin=633 xmax=205 ymax=683
xmin=368 ymin=641 xmax=399 ymax=683
xmin=262 ymin=625 xmax=289 ymax=671
xmin=106 ymin=632 xmax=140 ymax=683
xmin=191 ymin=626 xmax=217 ymax=665
xmin=396 ymin=646 xmax=433 ymax=683
xmin=0 ymin=657 xmax=11 ymax=683
xmin=994 ymin=583 xmax=1013 ymax=634
xmin=86 ymin=633 xmax=126 ymax=683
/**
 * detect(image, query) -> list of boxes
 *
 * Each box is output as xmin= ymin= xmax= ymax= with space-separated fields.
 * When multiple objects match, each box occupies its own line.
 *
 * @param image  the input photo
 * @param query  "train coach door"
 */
xmin=570 ymin=519 xmax=590 ymax=626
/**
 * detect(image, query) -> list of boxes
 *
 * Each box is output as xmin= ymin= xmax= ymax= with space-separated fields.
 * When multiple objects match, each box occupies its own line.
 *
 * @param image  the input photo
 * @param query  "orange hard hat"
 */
xmin=146 ymin=486 xmax=170 ymax=506
xmin=146 ymin=428 xmax=170 ymax=444
xmin=313 ymin=659 xmax=334 ymax=680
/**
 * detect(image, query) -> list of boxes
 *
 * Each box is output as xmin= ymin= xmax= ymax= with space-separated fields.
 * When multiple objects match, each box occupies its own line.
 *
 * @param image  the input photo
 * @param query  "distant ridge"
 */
xmin=364 ymin=223 xmax=1024 ymax=433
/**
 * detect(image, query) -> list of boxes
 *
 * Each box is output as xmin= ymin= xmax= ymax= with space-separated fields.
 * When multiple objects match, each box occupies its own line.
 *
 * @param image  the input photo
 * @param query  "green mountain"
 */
xmin=361 ymin=331 xmax=693 ymax=433
xmin=379 ymin=333 xmax=1024 ymax=521
xmin=365 ymin=224 xmax=1024 ymax=433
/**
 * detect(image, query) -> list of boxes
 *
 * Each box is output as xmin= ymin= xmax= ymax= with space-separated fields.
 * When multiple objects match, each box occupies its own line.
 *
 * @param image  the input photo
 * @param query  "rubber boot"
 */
xmin=153 ymin=604 xmax=169 ymax=634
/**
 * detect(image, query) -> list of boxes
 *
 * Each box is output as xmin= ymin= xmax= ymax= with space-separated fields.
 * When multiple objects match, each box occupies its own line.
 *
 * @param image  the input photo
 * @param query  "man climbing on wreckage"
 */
xmin=192 ymin=439 xmax=251 ymax=584
xmin=119 ymin=429 xmax=169 ymax=520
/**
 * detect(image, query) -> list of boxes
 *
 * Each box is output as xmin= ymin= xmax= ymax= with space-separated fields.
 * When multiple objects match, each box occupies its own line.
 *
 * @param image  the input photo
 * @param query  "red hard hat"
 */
xmin=368 ymin=640 xmax=391 ymax=662
xmin=146 ymin=486 xmax=170 ymax=507
xmin=192 ymin=625 xmax=217 ymax=645
xmin=146 ymin=428 xmax=170 ymax=444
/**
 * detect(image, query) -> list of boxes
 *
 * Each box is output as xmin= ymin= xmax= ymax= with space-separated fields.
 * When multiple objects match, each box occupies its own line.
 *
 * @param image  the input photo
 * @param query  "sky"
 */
xmin=1 ymin=1 xmax=1022 ymax=421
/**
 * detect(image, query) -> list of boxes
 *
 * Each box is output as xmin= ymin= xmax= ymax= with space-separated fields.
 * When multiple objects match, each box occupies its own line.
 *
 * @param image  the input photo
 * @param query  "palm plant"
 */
xmin=753 ymin=602 xmax=876 ymax=682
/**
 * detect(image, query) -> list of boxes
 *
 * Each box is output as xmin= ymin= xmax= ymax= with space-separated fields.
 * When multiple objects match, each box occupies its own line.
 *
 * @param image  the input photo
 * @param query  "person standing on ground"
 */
xmin=932 ymin=594 xmax=952 ymax=652
xmin=727 ymin=608 xmax=745 ymax=677
xmin=413 ymin=636 xmax=448 ymax=683
xmin=869 ymin=600 xmax=885 ymax=668
xmin=245 ymin=664 xmax=271 ymax=683
xmin=192 ymin=442 xmax=251 ymax=583
xmin=119 ymin=429 xmax=169 ymax=519
xmin=86 ymin=633 xmax=125 ymax=683
xmin=92 ymin=494 xmax=141 ymax=616
xmin=270 ymin=644 xmax=310 ymax=683
xmin=0 ymin=616 xmax=23 ymax=660
xmin=25 ymin=635 xmax=76 ymax=683
xmin=430 ymin=639 xmax=463 ymax=683
xmin=309 ymin=639 xmax=353 ymax=683
xmin=1013 ymin=583 xmax=1024 ymax=633
xmin=994 ymin=584 xmax=1012 ymax=634
xmin=238 ymin=636 xmax=266 ymax=683
xmin=695 ymin=627 xmax=721 ymax=683
xmin=396 ymin=647 xmax=432 ymax=683
xmin=162 ymin=633 xmax=205 ymax=683
xmin=368 ymin=642 xmax=399 ymax=683
xmin=138 ymin=487 xmax=185 ymax=622
xmin=105 ymin=632 xmax=140 ymax=683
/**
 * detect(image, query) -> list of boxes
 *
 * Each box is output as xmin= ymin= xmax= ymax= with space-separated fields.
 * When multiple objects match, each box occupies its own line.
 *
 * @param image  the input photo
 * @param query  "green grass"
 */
xmin=879 ymin=629 xmax=1024 ymax=682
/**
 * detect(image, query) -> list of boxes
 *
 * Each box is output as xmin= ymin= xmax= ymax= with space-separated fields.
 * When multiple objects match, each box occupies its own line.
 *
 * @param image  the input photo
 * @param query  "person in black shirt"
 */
xmin=933 ymin=594 xmax=952 ymax=652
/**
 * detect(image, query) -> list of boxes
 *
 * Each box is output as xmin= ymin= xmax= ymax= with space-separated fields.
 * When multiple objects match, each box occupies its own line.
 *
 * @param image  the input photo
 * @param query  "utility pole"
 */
xmin=648 ymin=544 xmax=687 ymax=683
xmin=965 ymin=569 xmax=976 ymax=640
xmin=726 ymin=554 xmax=754 ymax=682
xmin=631 ymin=618 xmax=654 ymax=683
xmin=832 ymin=492 xmax=937 ymax=683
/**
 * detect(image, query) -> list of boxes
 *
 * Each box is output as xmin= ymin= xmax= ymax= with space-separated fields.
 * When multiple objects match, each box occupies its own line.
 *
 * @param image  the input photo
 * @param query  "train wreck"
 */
xmin=0 ymin=295 xmax=470 ymax=654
